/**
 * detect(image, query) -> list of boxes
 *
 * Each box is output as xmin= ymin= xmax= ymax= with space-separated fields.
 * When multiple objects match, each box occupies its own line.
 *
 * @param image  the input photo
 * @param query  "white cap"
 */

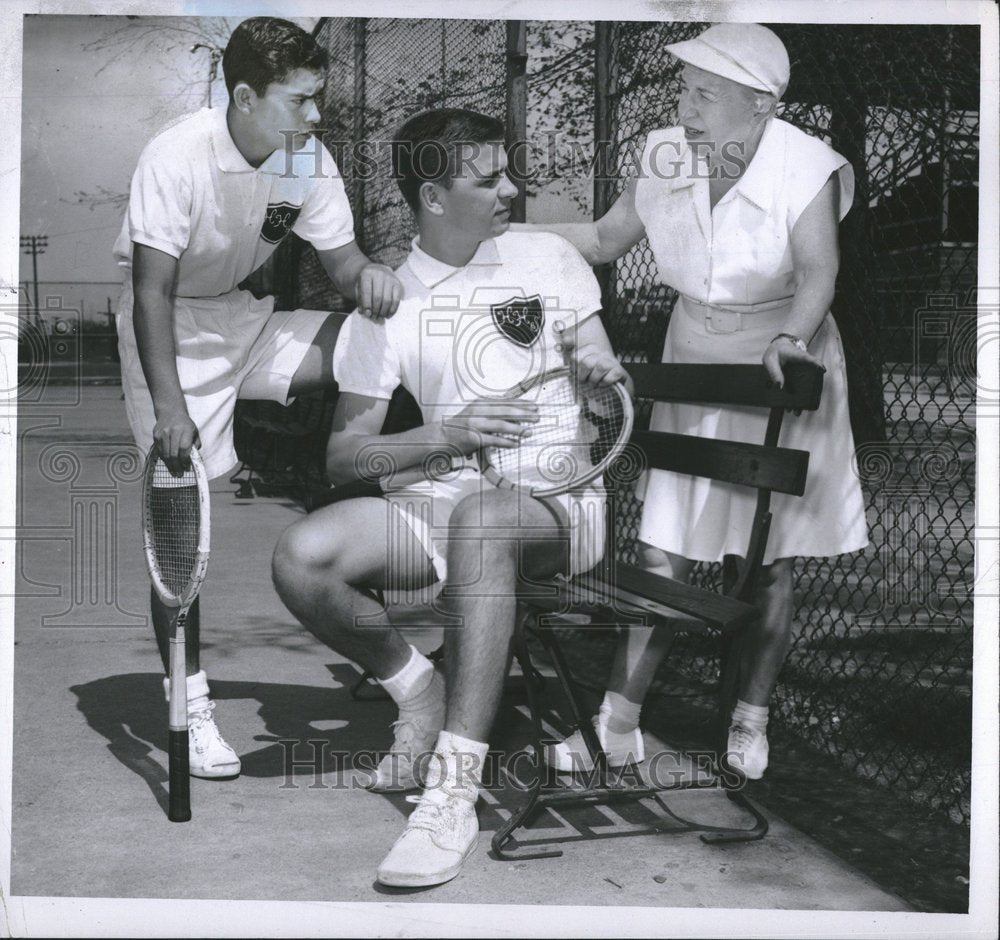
xmin=665 ymin=23 xmax=790 ymax=99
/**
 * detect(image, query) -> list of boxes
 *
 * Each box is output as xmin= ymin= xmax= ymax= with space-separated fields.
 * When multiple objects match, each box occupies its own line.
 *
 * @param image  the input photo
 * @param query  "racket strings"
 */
xmin=487 ymin=376 xmax=624 ymax=489
xmin=148 ymin=461 xmax=201 ymax=595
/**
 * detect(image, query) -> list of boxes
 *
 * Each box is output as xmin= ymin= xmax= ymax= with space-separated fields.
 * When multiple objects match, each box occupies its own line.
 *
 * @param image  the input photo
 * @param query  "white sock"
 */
xmin=379 ymin=645 xmax=434 ymax=707
xmin=599 ymin=690 xmax=642 ymax=735
xmin=731 ymin=699 xmax=769 ymax=732
xmin=163 ymin=669 xmax=211 ymax=708
xmin=424 ymin=730 xmax=488 ymax=802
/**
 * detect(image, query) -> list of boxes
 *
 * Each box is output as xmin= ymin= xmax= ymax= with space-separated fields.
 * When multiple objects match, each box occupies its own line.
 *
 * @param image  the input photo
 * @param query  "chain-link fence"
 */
xmin=295 ymin=17 xmax=509 ymax=308
xmin=234 ymin=17 xmax=510 ymax=495
xmin=586 ymin=22 xmax=978 ymax=826
xmin=247 ymin=18 xmax=978 ymax=827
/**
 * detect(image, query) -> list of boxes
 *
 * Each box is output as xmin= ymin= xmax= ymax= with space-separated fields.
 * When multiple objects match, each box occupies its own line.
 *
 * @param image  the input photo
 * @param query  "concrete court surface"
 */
xmin=7 ymin=385 xmax=912 ymax=917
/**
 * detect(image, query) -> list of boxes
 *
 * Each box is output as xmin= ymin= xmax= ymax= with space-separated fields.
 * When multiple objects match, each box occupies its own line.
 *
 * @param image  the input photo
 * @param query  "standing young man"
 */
xmin=271 ymin=108 xmax=630 ymax=887
xmin=114 ymin=17 xmax=402 ymax=779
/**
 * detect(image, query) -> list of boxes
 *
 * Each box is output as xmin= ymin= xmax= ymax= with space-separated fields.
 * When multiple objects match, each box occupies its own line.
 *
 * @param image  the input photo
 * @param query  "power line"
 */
xmin=42 ymin=222 xmax=123 ymax=239
xmin=20 ymin=235 xmax=47 ymax=329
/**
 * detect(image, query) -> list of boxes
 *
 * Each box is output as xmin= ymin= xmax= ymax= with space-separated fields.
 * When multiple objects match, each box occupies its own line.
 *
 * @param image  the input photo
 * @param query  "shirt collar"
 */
xmin=725 ymin=117 xmax=784 ymax=211
xmin=659 ymin=119 xmax=784 ymax=210
xmin=652 ymin=131 xmax=700 ymax=192
xmin=209 ymin=107 xmax=304 ymax=175
xmin=211 ymin=108 xmax=256 ymax=173
xmin=406 ymin=236 xmax=502 ymax=289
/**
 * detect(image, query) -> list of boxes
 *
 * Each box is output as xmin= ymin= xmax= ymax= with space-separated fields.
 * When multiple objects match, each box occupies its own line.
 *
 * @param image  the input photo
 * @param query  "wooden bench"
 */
xmin=491 ymin=360 xmax=824 ymax=860
xmin=315 ymin=360 xmax=823 ymax=857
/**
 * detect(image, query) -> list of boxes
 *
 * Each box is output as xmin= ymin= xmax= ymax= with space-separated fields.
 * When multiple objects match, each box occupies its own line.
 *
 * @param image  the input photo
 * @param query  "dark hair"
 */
xmin=222 ymin=17 xmax=328 ymax=99
xmin=392 ymin=108 xmax=506 ymax=213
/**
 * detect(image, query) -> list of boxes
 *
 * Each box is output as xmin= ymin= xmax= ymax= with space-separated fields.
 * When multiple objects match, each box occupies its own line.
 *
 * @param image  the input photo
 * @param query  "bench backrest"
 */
xmin=607 ymin=361 xmax=824 ymax=601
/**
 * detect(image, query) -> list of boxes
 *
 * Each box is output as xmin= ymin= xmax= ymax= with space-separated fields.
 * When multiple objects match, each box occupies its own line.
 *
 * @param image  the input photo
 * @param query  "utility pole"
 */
xmin=352 ymin=19 xmax=368 ymax=255
xmin=20 ymin=234 xmax=47 ymax=330
xmin=593 ymin=22 xmax=619 ymax=313
xmin=504 ymin=21 xmax=528 ymax=222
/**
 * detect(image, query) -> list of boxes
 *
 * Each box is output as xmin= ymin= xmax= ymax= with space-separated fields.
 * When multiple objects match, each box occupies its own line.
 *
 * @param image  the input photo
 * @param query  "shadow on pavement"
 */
xmin=69 ymin=666 xmax=745 ymax=854
xmin=69 ymin=666 xmax=406 ymax=796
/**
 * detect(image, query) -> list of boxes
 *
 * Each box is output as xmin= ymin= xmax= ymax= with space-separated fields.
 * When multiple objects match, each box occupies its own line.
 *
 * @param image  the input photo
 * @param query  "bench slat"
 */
xmin=566 ymin=564 xmax=758 ymax=629
xmin=631 ymin=430 xmax=810 ymax=496
xmin=626 ymin=361 xmax=823 ymax=411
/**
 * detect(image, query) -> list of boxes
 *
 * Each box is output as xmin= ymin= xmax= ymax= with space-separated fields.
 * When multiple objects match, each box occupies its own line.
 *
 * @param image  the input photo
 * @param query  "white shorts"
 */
xmin=117 ymin=284 xmax=332 ymax=480
xmin=384 ymin=467 xmax=606 ymax=583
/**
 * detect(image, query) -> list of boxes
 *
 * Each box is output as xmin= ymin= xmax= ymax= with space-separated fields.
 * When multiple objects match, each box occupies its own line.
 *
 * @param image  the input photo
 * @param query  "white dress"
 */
xmin=633 ymin=119 xmax=869 ymax=563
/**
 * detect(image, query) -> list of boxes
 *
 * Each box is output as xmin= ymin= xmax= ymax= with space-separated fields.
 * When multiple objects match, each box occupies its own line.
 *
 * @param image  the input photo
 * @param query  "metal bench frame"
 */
xmin=491 ymin=361 xmax=824 ymax=860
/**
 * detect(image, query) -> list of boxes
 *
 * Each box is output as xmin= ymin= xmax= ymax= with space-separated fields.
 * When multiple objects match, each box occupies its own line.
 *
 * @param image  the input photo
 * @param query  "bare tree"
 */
xmin=69 ymin=16 xmax=238 ymax=211
xmin=82 ymin=15 xmax=234 ymax=89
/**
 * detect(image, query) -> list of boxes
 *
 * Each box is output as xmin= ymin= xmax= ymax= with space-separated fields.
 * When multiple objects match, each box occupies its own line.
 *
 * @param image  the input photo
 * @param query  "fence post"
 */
xmin=353 ymin=18 xmax=368 ymax=254
xmin=593 ymin=21 xmax=618 ymax=309
xmin=827 ymin=35 xmax=886 ymax=445
xmin=505 ymin=21 xmax=528 ymax=222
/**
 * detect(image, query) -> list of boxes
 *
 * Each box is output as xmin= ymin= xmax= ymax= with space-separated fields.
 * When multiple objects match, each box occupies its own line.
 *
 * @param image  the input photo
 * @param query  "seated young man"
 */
xmin=271 ymin=108 xmax=629 ymax=888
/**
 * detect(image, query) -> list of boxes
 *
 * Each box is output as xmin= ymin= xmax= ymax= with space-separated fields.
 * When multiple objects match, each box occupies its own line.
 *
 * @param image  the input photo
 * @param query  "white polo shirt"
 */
xmin=333 ymin=231 xmax=602 ymax=421
xmin=634 ymin=119 xmax=853 ymax=306
xmin=334 ymin=230 xmax=607 ymax=580
xmin=113 ymin=108 xmax=355 ymax=299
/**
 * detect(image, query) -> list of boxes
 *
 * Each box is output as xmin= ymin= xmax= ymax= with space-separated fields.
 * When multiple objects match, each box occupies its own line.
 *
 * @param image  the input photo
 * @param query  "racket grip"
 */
xmin=168 ymin=729 xmax=192 ymax=822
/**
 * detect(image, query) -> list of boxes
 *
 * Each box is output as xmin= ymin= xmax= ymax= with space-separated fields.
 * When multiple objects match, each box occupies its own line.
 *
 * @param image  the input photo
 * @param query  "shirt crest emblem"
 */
xmin=260 ymin=202 xmax=302 ymax=244
xmin=490 ymin=294 xmax=545 ymax=347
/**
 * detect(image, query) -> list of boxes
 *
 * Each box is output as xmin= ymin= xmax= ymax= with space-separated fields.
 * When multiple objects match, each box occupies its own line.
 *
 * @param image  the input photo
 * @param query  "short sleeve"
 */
xmin=332 ymin=312 xmax=401 ymax=400
xmin=292 ymin=144 xmax=356 ymax=252
xmin=786 ymin=136 xmax=855 ymax=230
xmin=127 ymin=145 xmax=193 ymax=259
xmin=547 ymin=234 xmax=603 ymax=327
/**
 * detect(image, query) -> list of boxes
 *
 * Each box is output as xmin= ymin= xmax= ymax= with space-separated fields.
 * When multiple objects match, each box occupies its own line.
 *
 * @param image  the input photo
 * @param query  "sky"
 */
xmin=18 ymin=15 xmax=313 ymax=287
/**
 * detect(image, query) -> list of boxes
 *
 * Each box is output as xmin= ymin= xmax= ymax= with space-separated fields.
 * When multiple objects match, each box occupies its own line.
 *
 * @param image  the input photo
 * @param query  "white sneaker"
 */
xmin=376 ymin=788 xmax=479 ymax=888
xmin=544 ymin=714 xmax=644 ymax=772
xmin=368 ymin=669 xmax=446 ymax=792
xmin=164 ymin=672 xmax=241 ymax=779
xmin=726 ymin=724 xmax=769 ymax=780
xmin=188 ymin=700 xmax=241 ymax=779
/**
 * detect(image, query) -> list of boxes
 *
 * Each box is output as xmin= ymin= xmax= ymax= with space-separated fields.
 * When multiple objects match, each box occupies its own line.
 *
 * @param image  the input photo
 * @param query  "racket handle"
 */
xmin=168 ymin=729 xmax=192 ymax=822
xmin=167 ymin=617 xmax=191 ymax=822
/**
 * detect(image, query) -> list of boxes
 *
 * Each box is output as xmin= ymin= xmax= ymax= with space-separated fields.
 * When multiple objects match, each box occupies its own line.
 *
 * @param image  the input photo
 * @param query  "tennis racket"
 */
xmin=337 ymin=368 xmax=633 ymax=503
xmin=475 ymin=367 xmax=633 ymax=497
xmin=141 ymin=445 xmax=211 ymax=823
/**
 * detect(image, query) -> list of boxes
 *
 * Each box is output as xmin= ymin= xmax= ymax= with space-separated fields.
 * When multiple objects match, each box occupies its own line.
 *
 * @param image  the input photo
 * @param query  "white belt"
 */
xmin=680 ymin=295 xmax=794 ymax=334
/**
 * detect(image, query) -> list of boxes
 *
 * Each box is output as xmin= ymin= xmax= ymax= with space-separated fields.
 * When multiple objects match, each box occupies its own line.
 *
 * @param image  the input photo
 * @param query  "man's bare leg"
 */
xmin=272 ymin=494 xmax=446 ymax=791
xmin=271 ymin=495 xmax=435 ymax=679
xmin=150 ymin=590 xmax=200 ymax=674
xmin=377 ymin=487 xmax=573 ymax=888
xmin=439 ymin=489 xmax=570 ymax=742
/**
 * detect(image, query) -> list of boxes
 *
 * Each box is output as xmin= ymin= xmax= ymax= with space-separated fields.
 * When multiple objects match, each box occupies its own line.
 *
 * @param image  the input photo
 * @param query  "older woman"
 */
xmin=530 ymin=23 xmax=869 ymax=778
